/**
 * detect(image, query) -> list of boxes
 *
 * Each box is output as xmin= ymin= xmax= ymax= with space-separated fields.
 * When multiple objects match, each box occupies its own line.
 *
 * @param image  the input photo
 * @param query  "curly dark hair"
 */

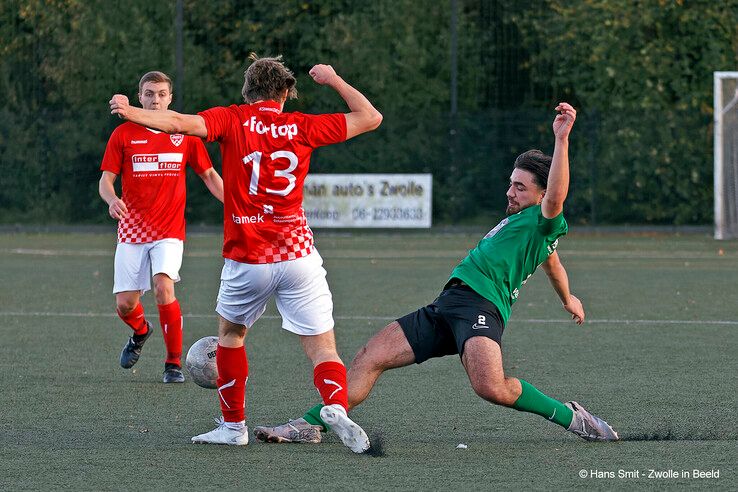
xmin=241 ymin=53 xmax=298 ymax=104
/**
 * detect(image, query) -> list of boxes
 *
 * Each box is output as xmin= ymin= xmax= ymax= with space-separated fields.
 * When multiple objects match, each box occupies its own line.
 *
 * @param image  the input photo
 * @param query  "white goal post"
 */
xmin=714 ymin=71 xmax=738 ymax=239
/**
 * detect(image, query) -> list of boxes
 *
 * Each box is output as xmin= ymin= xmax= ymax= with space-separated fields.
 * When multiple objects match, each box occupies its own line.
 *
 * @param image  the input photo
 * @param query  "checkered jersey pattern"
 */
xmin=117 ymin=212 xmax=160 ymax=243
xmin=256 ymin=224 xmax=314 ymax=264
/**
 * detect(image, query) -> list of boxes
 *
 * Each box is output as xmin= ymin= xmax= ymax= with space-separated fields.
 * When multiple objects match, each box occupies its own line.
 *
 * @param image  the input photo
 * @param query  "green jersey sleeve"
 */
xmin=538 ymin=210 xmax=567 ymax=237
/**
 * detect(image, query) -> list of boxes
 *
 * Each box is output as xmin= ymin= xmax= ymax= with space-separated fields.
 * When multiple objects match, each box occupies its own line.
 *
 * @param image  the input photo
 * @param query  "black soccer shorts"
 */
xmin=397 ymin=280 xmax=505 ymax=364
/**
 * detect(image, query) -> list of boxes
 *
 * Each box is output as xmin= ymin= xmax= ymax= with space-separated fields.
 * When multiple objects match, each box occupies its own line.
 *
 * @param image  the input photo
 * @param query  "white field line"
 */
xmin=1 ymin=247 xmax=735 ymax=260
xmin=0 ymin=311 xmax=736 ymax=325
xmin=3 ymin=248 xmax=111 ymax=256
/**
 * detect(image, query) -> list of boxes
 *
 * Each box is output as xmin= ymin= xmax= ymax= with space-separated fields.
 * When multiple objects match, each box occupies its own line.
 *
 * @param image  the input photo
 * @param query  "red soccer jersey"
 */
xmin=199 ymin=100 xmax=346 ymax=264
xmin=100 ymin=122 xmax=213 ymax=243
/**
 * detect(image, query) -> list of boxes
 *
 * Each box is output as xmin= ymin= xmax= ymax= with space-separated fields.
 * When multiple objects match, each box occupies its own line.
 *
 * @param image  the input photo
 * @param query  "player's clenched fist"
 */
xmin=309 ymin=64 xmax=338 ymax=86
xmin=109 ymin=94 xmax=131 ymax=118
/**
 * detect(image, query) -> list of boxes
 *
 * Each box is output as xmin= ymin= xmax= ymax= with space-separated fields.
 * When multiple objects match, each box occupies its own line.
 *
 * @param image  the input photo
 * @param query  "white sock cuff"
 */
xmin=225 ymin=420 xmax=246 ymax=430
xmin=328 ymin=403 xmax=348 ymax=416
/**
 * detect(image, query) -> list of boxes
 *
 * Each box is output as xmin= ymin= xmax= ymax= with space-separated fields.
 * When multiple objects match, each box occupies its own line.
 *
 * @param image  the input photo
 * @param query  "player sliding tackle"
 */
xmin=110 ymin=54 xmax=382 ymax=451
xmin=255 ymin=102 xmax=620 ymax=446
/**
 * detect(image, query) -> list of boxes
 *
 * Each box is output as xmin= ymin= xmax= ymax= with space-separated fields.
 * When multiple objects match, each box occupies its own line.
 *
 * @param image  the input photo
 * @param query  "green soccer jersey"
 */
xmin=449 ymin=205 xmax=568 ymax=324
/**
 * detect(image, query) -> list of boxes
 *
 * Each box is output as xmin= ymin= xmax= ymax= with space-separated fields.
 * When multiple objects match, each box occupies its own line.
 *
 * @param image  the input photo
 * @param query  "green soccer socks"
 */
xmin=512 ymin=379 xmax=574 ymax=428
xmin=303 ymin=403 xmax=330 ymax=431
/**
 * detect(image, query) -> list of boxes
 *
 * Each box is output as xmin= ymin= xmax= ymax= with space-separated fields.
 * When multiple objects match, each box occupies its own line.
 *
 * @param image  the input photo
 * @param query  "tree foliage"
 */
xmin=1 ymin=0 xmax=736 ymax=225
xmin=510 ymin=0 xmax=738 ymax=223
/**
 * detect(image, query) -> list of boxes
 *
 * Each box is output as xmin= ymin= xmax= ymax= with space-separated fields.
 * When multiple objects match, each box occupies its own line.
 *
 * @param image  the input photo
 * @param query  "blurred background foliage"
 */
xmin=1 ymin=0 xmax=736 ymax=225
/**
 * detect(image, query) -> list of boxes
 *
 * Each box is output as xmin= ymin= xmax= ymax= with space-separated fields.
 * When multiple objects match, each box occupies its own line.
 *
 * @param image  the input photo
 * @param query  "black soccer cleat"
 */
xmin=119 ymin=321 xmax=153 ymax=369
xmin=163 ymin=363 xmax=185 ymax=383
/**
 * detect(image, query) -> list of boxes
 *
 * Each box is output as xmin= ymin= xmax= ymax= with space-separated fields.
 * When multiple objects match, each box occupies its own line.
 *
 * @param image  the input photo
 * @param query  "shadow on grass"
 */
xmin=621 ymin=428 xmax=738 ymax=441
xmin=365 ymin=431 xmax=386 ymax=457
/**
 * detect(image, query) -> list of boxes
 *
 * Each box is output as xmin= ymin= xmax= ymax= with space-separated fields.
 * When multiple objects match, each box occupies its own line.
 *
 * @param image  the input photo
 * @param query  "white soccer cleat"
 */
xmin=191 ymin=417 xmax=249 ymax=445
xmin=319 ymin=404 xmax=370 ymax=453
xmin=566 ymin=401 xmax=619 ymax=441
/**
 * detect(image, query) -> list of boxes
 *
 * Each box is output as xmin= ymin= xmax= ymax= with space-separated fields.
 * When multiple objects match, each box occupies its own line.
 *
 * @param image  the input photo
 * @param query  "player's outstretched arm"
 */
xmin=198 ymin=168 xmax=224 ymax=203
xmin=541 ymin=102 xmax=576 ymax=219
xmin=109 ymin=94 xmax=208 ymax=138
xmin=541 ymin=251 xmax=585 ymax=325
xmin=309 ymin=64 xmax=382 ymax=140
xmin=99 ymin=171 xmax=128 ymax=220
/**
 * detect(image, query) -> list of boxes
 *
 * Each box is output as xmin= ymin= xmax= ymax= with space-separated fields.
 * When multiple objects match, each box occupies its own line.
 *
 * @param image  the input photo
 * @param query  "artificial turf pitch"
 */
xmin=0 ymin=231 xmax=736 ymax=490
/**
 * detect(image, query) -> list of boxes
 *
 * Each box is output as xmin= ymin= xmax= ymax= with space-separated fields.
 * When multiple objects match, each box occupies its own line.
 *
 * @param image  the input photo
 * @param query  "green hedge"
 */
xmin=1 ymin=0 xmax=735 ymax=225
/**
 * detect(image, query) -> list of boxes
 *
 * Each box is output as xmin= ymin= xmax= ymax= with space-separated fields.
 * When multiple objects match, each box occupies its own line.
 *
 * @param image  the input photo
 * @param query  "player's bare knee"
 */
xmin=351 ymin=344 xmax=369 ymax=365
xmin=116 ymin=299 xmax=137 ymax=316
xmin=349 ymin=347 xmax=367 ymax=373
xmin=153 ymin=288 xmax=167 ymax=305
xmin=473 ymin=381 xmax=513 ymax=406
xmin=351 ymin=344 xmax=382 ymax=371
xmin=153 ymin=284 xmax=174 ymax=305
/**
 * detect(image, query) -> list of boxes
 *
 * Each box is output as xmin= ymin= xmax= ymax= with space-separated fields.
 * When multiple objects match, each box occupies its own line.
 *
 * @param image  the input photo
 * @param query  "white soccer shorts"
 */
xmin=216 ymin=249 xmax=334 ymax=336
xmin=113 ymin=238 xmax=183 ymax=294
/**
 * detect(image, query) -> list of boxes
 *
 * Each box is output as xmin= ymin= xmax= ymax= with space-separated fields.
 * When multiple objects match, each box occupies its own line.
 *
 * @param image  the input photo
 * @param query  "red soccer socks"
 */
xmin=216 ymin=344 xmax=248 ymax=423
xmin=117 ymin=302 xmax=149 ymax=336
xmin=313 ymin=361 xmax=349 ymax=411
xmin=157 ymin=299 xmax=183 ymax=366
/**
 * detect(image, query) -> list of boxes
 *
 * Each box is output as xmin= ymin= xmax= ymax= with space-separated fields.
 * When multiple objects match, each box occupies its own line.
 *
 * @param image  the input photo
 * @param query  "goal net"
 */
xmin=714 ymin=72 xmax=738 ymax=239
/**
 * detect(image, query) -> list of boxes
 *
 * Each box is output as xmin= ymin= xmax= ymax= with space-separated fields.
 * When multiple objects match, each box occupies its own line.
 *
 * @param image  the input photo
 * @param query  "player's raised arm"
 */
xmin=309 ymin=64 xmax=382 ymax=140
xmin=540 ymin=251 xmax=584 ymax=325
xmin=541 ymin=102 xmax=576 ymax=219
xmin=109 ymin=94 xmax=208 ymax=138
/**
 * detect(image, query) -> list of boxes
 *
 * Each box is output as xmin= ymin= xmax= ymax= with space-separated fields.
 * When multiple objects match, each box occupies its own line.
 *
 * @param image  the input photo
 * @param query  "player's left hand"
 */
xmin=552 ymin=102 xmax=576 ymax=140
xmin=563 ymin=294 xmax=585 ymax=325
xmin=107 ymin=197 xmax=128 ymax=221
xmin=110 ymin=94 xmax=131 ymax=119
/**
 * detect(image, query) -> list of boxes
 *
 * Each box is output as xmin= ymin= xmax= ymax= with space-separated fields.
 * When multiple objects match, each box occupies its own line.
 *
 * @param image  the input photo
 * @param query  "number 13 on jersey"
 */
xmin=242 ymin=150 xmax=299 ymax=196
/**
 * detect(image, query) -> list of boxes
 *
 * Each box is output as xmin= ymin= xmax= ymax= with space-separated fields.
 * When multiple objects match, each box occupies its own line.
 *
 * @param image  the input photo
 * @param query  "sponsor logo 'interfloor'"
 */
xmin=132 ymin=153 xmax=184 ymax=172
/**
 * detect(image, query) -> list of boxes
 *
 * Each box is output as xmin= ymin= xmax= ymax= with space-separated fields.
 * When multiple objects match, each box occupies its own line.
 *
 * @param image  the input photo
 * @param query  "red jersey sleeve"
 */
xmin=100 ymin=125 xmax=125 ymax=174
xmin=186 ymin=136 xmax=213 ymax=174
xmin=198 ymin=105 xmax=239 ymax=143
xmin=302 ymin=113 xmax=347 ymax=148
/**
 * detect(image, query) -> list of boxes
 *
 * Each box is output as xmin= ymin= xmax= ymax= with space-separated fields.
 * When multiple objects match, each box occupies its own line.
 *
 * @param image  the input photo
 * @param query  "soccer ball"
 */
xmin=185 ymin=336 xmax=218 ymax=389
